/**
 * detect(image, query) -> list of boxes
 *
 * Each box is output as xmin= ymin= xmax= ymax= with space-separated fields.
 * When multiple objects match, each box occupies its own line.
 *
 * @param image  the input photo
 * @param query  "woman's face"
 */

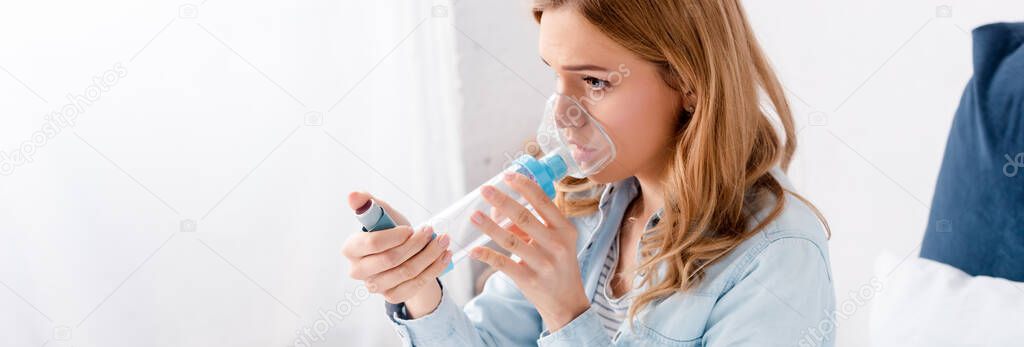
xmin=538 ymin=7 xmax=683 ymax=184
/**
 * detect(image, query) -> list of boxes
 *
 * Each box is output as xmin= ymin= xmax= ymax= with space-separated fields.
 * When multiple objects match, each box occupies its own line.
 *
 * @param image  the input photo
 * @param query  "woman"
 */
xmin=342 ymin=0 xmax=835 ymax=345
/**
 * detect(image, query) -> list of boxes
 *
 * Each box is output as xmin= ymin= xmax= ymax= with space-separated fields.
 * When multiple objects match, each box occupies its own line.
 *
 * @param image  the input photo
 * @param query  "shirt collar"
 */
xmin=597 ymin=176 xmax=637 ymax=208
xmin=597 ymin=176 xmax=664 ymax=230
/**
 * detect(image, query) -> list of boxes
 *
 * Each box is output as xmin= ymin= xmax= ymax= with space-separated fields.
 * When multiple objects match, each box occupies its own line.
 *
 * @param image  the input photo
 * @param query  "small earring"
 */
xmin=686 ymin=105 xmax=695 ymax=113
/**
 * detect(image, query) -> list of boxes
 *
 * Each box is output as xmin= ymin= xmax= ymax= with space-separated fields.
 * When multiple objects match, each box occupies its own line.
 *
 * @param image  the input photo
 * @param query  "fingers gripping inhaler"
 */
xmin=356 ymin=93 xmax=616 ymax=275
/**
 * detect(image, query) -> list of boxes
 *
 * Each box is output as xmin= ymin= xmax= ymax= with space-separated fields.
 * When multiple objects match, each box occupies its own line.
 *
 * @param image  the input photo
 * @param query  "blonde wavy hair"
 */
xmin=532 ymin=0 xmax=830 ymax=322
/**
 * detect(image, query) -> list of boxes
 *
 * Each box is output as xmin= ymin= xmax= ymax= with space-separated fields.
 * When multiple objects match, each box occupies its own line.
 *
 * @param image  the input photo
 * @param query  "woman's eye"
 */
xmin=583 ymin=76 xmax=610 ymax=90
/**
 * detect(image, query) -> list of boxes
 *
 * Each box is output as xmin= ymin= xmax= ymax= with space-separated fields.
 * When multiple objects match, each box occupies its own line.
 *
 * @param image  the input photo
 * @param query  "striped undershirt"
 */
xmin=592 ymin=232 xmax=633 ymax=338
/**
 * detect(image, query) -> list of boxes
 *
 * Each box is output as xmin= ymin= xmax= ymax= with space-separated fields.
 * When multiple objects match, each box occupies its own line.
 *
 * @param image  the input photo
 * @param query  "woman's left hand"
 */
xmin=470 ymin=171 xmax=590 ymax=332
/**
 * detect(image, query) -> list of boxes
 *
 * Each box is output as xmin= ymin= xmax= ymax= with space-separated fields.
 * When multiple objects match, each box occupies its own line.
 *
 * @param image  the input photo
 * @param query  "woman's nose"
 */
xmin=553 ymin=95 xmax=590 ymax=129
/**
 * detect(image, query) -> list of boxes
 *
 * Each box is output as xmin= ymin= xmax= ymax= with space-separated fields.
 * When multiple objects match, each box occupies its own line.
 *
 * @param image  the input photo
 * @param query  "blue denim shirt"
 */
xmin=386 ymin=170 xmax=835 ymax=346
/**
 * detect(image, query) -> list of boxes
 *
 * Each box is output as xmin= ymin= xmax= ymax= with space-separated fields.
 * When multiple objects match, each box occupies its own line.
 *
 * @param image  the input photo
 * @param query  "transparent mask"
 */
xmin=422 ymin=93 xmax=617 ymax=274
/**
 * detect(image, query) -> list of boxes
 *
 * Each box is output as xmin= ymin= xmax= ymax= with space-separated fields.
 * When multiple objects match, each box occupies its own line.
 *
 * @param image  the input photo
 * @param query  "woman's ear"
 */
xmin=683 ymin=90 xmax=696 ymax=114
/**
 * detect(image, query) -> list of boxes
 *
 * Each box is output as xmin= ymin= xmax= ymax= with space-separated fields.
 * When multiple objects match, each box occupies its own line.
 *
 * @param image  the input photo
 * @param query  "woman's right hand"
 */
xmin=342 ymin=192 xmax=452 ymax=318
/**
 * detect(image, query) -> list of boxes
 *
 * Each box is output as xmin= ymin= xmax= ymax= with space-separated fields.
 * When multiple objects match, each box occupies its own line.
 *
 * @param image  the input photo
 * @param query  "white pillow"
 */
xmin=870 ymin=253 xmax=1024 ymax=346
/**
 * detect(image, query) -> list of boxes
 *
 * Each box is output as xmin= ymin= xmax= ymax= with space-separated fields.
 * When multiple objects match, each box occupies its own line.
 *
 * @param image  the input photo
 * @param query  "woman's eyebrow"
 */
xmin=541 ymin=57 xmax=611 ymax=72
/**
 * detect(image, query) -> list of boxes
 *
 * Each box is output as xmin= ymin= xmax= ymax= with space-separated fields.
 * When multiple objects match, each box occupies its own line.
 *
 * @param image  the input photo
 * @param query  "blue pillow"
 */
xmin=920 ymin=22 xmax=1024 ymax=281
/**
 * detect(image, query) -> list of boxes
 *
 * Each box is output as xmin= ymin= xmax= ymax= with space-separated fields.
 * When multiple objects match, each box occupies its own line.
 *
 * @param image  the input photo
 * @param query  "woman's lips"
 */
xmin=571 ymin=144 xmax=598 ymax=167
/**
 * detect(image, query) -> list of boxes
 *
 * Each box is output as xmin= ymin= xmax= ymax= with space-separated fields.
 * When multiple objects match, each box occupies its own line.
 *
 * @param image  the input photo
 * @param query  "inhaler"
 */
xmin=356 ymin=93 xmax=616 ymax=275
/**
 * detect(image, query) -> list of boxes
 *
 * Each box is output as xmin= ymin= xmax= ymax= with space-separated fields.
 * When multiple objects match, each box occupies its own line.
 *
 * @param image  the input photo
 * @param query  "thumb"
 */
xmin=347 ymin=191 xmax=411 ymax=226
xmin=347 ymin=191 xmax=373 ymax=211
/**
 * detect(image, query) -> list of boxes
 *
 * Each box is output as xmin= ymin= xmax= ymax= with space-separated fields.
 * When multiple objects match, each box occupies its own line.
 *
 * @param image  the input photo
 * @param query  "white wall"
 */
xmin=452 ymin=1 xmax=1024 ymax=346
xmin=0 ymin=1 xmax=465 ymax=346
xmin=451 ymin=2 xmax=551 ymax=188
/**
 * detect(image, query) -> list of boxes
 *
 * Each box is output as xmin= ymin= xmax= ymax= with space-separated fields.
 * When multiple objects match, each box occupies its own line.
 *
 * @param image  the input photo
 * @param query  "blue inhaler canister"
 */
xmin=355 ymin=199 xmax=396 ymax=231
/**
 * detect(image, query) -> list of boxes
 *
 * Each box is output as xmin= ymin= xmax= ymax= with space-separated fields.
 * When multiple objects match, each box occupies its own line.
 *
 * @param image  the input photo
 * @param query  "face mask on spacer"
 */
xmin=355 ymin=93 xmax=616 ymax=275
